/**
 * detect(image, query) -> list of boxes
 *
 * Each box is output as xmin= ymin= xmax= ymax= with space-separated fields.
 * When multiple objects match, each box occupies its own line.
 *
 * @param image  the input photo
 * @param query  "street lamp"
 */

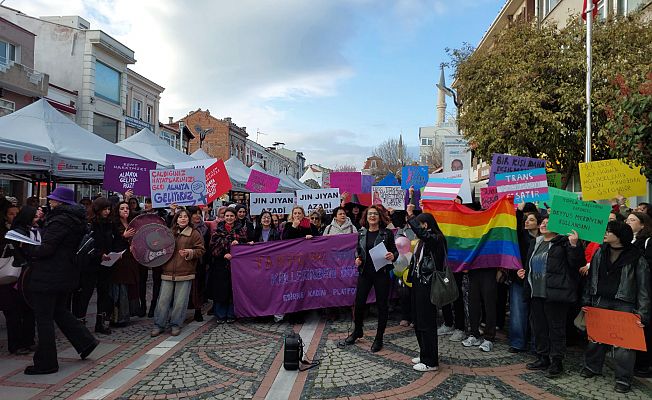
xmin=436 ymin=66 xmax=462 ymax=110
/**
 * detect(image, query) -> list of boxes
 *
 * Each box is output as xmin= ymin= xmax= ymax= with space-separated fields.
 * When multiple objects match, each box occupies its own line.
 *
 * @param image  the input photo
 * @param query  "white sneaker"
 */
xmin=462 ymin=335 xmax=483 ymax=347
xmin=437 ymin=325 xmax=455 ymax=335
xmin=479 ymin=339 xmax=493 ymax=352
xmin=413 ymin=363 xmax=438 ymax=372
xmin=273 ymin=314 xmax=284 ymax=322
xmin=411 ymin=357 xmax=420 ymax=364
xmin=449 ymin=330 xmax=466 ymax=342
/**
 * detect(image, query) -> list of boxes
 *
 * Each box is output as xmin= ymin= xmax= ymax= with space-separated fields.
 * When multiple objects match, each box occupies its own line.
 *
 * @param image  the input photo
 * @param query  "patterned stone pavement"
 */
xmin=2 ymin=304 xmax=652 ymax=399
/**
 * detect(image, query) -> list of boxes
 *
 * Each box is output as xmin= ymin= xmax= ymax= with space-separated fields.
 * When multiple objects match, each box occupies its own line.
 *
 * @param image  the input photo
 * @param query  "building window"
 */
xmin=146 ymin=105 xmax=153 ymax=123
xmin=620 ymin=0 xmax=647 ymax=14
xmin=543 ymin=0 xmax=561 ymax=15
xmin=0 ymin=98 xmax=15 ymax=117
xmin=131 ymin=99 xmax=142 ymax=119
xmin=421 ymin=138 xmax=433 ymax=146
xmin=160 ymin=130 xmax=177 ymax=148
xmin=0 ymin=41 xmax=17 ymax=65
xmin=95 ymin=61 xmax=121 ymax=104
xmin=93 ymin=113 xmax=119 ymax=143
xmin=370 ymin=160 xmax=377 ymax=169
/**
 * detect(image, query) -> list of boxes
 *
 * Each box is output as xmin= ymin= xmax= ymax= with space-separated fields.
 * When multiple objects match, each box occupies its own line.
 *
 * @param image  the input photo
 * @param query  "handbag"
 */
xmin=0 ymin=244 xmax=21 ymax=285
xmin=429 ymin=248 xmax=459 ymax=308
xmin=573 ymin=310 xmax=586 ymax=331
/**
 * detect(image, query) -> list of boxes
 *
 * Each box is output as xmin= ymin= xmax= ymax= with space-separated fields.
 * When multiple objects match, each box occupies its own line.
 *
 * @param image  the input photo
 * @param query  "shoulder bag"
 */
xmin=429 ymin=247 xmax=459 ymax=308
xmin=0 ymin=244 xmax=21 ymax=285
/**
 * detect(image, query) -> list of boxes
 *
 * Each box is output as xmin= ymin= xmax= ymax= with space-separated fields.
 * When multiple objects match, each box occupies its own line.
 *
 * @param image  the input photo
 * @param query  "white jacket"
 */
xmin=324 ymin=217 xmax=356 ymax=235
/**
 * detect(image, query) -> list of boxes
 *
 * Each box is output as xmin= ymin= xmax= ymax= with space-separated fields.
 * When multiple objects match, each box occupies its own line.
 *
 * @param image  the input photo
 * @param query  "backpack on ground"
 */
xmin=283 ymin=333 xmax=320 ymax=371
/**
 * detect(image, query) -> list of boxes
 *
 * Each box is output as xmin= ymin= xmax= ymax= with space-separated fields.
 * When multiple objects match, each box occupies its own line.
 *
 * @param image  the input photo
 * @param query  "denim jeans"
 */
xmin=154 ymin=280 xmax=191 ymax=328
xmin=213 ymin=302 xmax=235 ymax=319
xmin=509 ymin=282 xmax=530 ymax=350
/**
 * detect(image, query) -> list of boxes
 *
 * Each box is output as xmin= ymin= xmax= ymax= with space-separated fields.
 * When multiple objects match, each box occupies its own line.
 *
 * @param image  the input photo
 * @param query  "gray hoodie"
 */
xmin=324 ymin=217 xmax=356 ymax=235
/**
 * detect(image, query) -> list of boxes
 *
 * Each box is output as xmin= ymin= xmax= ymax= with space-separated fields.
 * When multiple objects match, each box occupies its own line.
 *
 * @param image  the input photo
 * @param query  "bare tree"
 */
xmin=421 ymin=143 xmax=444 ymax=169
xmin=371 ymin=137 xmax=413 ymax=179
xmin=333 ymin=164 xmax=358 ymax=172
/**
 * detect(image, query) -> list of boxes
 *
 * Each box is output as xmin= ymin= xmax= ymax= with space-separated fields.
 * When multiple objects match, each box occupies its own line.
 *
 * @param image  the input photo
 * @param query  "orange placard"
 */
xmin=585 ymin=307 xmax=646 ymax=351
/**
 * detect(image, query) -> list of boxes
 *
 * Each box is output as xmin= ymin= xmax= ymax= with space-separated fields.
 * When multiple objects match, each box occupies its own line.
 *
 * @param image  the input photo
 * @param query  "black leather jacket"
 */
xmin=356 ymin=227 xmax=398 ymax=277
xmin=582 ymin=244 xmax=651 ymax=324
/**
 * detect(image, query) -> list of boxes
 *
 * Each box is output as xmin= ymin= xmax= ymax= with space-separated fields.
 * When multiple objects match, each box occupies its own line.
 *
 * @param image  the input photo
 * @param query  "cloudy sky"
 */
xmin=13 ymin=0 xmax=503 ymax=168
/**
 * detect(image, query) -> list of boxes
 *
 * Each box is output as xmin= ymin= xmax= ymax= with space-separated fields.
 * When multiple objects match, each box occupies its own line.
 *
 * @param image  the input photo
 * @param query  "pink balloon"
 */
xmin=395 ymin=236 xmax=410 ymax=255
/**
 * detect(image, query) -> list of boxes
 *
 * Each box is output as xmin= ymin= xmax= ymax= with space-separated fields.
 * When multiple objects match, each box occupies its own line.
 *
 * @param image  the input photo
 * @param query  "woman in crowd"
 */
xmin=309 ymin=211 xmax=326 ymax=236
xmin=324 ymin=206 xmax=356 ymax=235
xmin=216 ymin=206 xmax=227 ymax=222
xmin=345 ymin=205 xmax=398 ymax=352
xmin=282 ymin=206 xmax=319 ymax=240
xmin=151 ymin=209 xmax=205 ymax=337
xmin=0 ymin=206 xmax=37 ymax=355
xmin=235 ymin=204 xmax=255 ymax=242
xmin=273 ymin=214 xmax=286 ymax=235
xmin=518 ymin=217 xmax=583 ymax=378
xmin=254 ymin=211 xmax=281 ymax=243
xmin=625 ymin=212 xmax=652 ymax=377
xmin=128 ymin=197 xmax=142 ymax=213
xmin=110 ymin=201 xmax=139 ymax=327
xmin=581 ymin=220 xmax=650 ymax=393
xmin=71 ymin=197 xmax=114 ymax=334
xmin=406 ymin=207 xmax=447 ymax=372
xmin=209 ymin=207 xmax=248 ymax=323
xmin=188 ymin=207 xmax=211 ymax=322
xmin=509 ymin=205 xmax=541 ymax=353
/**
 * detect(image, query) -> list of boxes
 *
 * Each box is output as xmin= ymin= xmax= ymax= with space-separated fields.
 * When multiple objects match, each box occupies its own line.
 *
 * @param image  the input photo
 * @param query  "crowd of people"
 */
xmin=0 ymin=188 xmax=651 ymax=393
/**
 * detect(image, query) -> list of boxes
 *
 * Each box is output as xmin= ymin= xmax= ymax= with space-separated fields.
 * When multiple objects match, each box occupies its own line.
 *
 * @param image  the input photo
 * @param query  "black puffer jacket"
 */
xmin=524 ymin=235 xmax=584 ymax=303
xmin=27 ymin=204 xmax=86 ymax=293
xmin=90 ymin=217 xmax=114 ymax=267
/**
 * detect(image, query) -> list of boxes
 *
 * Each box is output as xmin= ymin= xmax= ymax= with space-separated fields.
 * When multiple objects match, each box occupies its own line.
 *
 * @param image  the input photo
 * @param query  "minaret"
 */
xmin=398 ymin=133 xmax=404 ymax=165
xmin=436 ymin=65 xmax=447 ymax=125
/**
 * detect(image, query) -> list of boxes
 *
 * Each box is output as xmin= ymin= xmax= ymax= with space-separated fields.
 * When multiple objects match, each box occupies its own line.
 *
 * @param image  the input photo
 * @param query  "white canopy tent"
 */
xmin=224 ymin=156 xmax=251 ymax=192
xmin=0 ymin=99 xmax=148 ymax=180
xmin=0 ymin=137 xmax=51 ymax=174
xmin=117 ymin=128 xmax=195 ymax=168
xmin=190 ymin=148 xmax=212 ymax=160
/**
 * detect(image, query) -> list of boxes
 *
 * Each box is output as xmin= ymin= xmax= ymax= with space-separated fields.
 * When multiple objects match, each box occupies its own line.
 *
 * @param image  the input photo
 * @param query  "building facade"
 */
xmin=271 ymin=147 xmax=306 ymax=179
xmin=125 ymin=68 xmax=163 ymax=136
xmin=159 ymin=118 xmax=194 ymax=155
xmin=181 ymin=109 xmax=248 ymax=164
xmin=0 ymin=8 xmax=137 ymax=143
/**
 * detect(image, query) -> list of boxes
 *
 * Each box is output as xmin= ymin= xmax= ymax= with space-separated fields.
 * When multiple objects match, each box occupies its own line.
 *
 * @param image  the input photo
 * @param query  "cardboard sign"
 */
xmin=150 ymin=168 xmax=207 ymax=208
xmin=103 ymin=154 xmax=157 ymax=196
xmin=480 ymin=186 xmax=500 ymax=210
xmin=585 ymin=306 xmax=646 ymax=351
xmin=377 ymin=173 xmax=399 ymax=186
xmin=206 ymin=160 xmax=231 ymax=203
xmin=547 ymin=196 xmax=611 ymax=243
xmin=361 ymin=175 xmax=374 ymax=193
xmin=547 ymin=172 xmax=562 ymax=189
xmin=547 ymin=187 xmax=579 ymax=208
xmin=489 ymin=153 xmax=547 ymax=186
xmin=246 ymin=169 xmax=280 ymax=193
xmin=495 ymin=167 xmax=549 ymax=204
xmin=329 ymin=172 xmax=362 ymax=194
xmin=372 ymin=186 xmax=405 ymax=210
xmin=579 ymin=159 xmax=647 ymax=201
xmin=296 ymin=188 xmax=340 ymax=213
xmin=249 ymin=193 xmax=295 ymax=215
xmin=401 ymin=166 xmax=429 ymax=189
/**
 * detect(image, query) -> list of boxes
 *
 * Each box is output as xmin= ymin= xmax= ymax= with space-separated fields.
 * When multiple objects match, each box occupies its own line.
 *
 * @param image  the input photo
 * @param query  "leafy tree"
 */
xmin=448 ymin=13 xmax=652 ymax=186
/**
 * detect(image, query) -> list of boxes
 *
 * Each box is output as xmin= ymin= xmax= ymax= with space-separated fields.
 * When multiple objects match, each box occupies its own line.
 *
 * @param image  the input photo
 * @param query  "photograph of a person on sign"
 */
xmin=451 ymin=159 xmax=464 ymax=171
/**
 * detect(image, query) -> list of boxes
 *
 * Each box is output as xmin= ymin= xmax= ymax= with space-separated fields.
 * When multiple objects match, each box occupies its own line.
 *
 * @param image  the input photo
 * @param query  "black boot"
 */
xmin=345 ymin=330 xmax=363 ymax=345
xmin=95 ymin=313 xmax=112 ymax=335
xmin=194 ymin=309 xmax=204 ymax=322
xmin=371 ymin=337 xmax=383 ymax=353
xmin=526 ymin=355 xmax=550 ymax=370
xmin=546 ymin=358 xmax=563 ymax=378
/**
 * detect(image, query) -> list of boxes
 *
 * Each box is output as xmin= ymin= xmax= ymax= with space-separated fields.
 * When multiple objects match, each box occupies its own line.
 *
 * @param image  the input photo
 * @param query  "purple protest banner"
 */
xmin=361 ymin=175 xmax=374 ymax=193
xmin=103 ymin=154 xmax=157 ymax=196
xmin=230 ymin=234 xmax=378 ymax=317
xmin=246 ymin=169 xmax=280 ymax=193
xmin=329 ymin=172 xmax=362 ymax=194
xmin=489 ymin=153 xmax=547 ymax=186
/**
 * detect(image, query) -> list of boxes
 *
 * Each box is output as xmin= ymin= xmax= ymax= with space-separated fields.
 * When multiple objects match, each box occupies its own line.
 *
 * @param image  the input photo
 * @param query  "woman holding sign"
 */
xmin=580 ymin=220 xmax=650 ymax=393
xmin=345 ymin=205 xmax=398 ymax=353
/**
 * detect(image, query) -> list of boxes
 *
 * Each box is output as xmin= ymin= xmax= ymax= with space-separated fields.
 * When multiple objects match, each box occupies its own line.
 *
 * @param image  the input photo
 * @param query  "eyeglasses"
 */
xmin=367 ymin=212 xmax=379 ymax=216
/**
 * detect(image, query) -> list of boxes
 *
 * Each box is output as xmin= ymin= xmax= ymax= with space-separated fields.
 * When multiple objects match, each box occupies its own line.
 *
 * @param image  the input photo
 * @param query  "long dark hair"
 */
xmin=630 ymin=211 xmax=652 ymax=240
xmin=257 ymin=211 xmax=276 ymax=229
xmin=171 ymin=209 xmax=192 ymax=234
xmin=415 ymin=212 xmax=447 ymax=249
xmin=90 ymin=197 xmax=112 ymax=223
xmin=113 ymin=201 xmax=134 ymax=224
xmin=11 ymin=206 xmax=37 ymax=232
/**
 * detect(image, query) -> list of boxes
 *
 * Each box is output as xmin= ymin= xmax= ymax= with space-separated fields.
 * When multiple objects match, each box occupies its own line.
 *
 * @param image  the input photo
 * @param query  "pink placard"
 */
xmin=329 ymin=172 xmax=362 ymax=194
xmin=246 ymin=169 xmax=280 ymax=193
xmin=480 ymin=186 xmax=500 ymax=210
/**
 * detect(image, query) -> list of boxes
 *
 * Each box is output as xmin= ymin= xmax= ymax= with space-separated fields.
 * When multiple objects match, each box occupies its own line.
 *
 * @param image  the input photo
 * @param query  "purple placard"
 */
xmin=489 ymin=153 xmax=546 ymax=186
xmin=329 ymin=172 xmax=362 ymax=194
xmin=246 ymin=169 xmax=280 ymax=193
xmin=361 ymin=175 xmax=374 ymax=193
xmin=230 ymin=234 xmax=377 ymax=317
xmin=103 ymin=154 xmax=157 ymax=196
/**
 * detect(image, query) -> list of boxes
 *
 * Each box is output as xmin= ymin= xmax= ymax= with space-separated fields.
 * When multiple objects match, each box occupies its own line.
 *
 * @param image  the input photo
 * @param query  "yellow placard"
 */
xmin=579 ymin=159 xmax=647 ymax=201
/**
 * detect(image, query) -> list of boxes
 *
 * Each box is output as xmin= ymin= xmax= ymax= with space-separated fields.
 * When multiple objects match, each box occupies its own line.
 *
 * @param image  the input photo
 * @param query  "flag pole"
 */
xmin=585 ymin=2 xmax=594 ymax=163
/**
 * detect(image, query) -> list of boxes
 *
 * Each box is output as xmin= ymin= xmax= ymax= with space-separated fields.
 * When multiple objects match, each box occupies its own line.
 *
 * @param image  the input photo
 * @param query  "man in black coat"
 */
xmin=25 ymin=187 xmax=98 ymax=375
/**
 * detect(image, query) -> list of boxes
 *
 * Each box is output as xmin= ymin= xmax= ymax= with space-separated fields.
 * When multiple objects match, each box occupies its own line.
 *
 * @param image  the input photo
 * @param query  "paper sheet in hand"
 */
xmin=101 ymin=251 xmax=125 ymax=267
xmin=369 ymin=241 xmax=389 ymax=271
xmin=5 ymin=230 xmax=41 ymax=246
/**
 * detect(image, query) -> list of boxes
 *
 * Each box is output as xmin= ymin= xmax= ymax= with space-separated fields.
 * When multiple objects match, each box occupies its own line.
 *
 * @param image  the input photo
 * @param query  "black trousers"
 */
xmin=71 ymin=267 xmax=112 ymax=322
xmin=442 ymin=272 xmax=465 ymax=330
xmin=353 ymin=270 xmax=391 ymax=339
xmin=138 ymin=265 xmax=162 ymax=312
xmin=530 ymin=298 xmax=569 ymax=360
xmin=469 ymin=268 xmax=497 ymax=340
xmin=399 ymin=285 xmax=412 ymax=322
xmin=495 ymin=282 xmax=509 ymax=329
xmin=416 ymin=329 xmax=438 ymax=367
xmin=635 ymin=324 xmax=652 ymax=371
xmin=2 ymin=290 xmax=35 ymax=353
xmin=31 ymin=291 xmax=96 ymax=370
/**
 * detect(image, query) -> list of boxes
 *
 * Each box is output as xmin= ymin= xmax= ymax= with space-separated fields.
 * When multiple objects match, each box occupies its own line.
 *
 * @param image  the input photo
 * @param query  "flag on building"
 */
xmin=422 ymin=197 xmax=522 ymax=272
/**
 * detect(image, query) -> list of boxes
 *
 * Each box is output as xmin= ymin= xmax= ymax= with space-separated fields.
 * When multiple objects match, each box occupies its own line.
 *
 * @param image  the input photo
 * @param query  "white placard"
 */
xmin=371 ymin=186 xmax=405 ymax=210
xmin=295 ymin=188 xmax=341 ymax=213
xmin=101 ymin=251 xmax=125 ymax=267
xmin=249 ymin=193 xmax=295 ymax=215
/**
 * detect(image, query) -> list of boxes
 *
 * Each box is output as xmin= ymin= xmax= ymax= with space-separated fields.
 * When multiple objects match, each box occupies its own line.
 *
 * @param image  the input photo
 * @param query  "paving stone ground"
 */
xmin=2 ymin=293 xmax=652 ymax=399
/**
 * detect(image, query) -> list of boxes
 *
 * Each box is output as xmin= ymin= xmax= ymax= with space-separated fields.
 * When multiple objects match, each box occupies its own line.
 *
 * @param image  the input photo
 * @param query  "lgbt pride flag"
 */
xmin=423 ymin=196 xmax=522 ymax=272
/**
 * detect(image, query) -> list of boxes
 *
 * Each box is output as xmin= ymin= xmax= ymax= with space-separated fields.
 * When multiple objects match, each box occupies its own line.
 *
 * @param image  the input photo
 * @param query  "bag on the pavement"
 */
xmin=429 ymin=248 xmax=459 ymax=308
xmin=283 ymin=333 xmax=319 ymax=371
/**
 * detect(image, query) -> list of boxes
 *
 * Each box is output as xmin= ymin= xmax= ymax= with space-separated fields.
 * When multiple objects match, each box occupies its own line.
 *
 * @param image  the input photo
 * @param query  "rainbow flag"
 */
xmin=423 ymin=196 xmax=522 ymax=272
